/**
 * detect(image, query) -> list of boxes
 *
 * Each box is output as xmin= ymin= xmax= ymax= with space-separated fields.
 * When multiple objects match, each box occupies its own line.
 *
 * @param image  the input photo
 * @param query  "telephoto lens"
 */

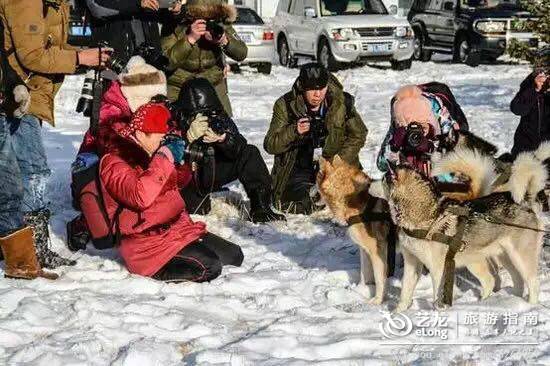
xmin=76 ymin=70 xmax=95 ymax=116
xmin=206 ymin=20 xmax=225 ymax=41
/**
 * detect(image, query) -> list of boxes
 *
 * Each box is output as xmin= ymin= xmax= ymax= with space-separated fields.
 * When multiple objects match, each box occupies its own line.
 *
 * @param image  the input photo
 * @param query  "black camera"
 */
xmin=307 ymin=115 xmax=328 ymax=148
xmin=206 ymin=20 xmax=225 ymax=41
xmin=185 ymin=142 xmax=215 ymax=164
xmin=405 ymin=123 xmax=424 ymax=149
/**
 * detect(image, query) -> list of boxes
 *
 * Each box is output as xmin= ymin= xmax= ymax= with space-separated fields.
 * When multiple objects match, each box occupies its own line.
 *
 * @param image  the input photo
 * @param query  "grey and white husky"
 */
xmin=385 ymin=153 xmax=546 ymax=312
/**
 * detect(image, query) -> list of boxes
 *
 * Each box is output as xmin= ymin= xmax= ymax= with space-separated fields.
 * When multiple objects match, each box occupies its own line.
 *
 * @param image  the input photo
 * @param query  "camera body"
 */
xmin=206 ymin=20 xmax=225 ymax=41
xmin=405 ymin=123 xmax=425 ymax=151
xmin=306 ymin=115 xmax=328 ymax=149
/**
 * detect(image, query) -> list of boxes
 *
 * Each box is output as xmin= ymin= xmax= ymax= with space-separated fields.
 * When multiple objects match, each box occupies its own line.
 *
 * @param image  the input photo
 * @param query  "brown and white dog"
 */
xmin=317 ymin=156 xmax=392 ymax=304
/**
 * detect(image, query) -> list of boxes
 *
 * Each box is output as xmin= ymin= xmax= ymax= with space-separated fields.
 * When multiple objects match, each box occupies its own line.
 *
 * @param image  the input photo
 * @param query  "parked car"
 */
xmin=409 ymin=0 xmax=537 ymax=66
xmin=227 ymin=6 xmax=275 ymax=74
xmin=272 ymin=0 xmax=415 ymax=71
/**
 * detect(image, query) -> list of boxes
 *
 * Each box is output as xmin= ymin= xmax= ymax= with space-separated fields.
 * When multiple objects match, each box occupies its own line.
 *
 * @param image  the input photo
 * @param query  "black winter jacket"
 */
xmin=511 ymin=73 xmax=550 ymax=157
xmin=84 ymin=0 xmax=165 ymax=64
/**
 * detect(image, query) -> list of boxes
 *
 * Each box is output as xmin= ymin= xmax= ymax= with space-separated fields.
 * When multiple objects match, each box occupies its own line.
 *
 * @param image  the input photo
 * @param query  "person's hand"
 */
xmin=188 ymin=19 xmax=207 ymax=45
xmin=535 ymin=72 xmax=548 ymax=92
xmin=223 ymin=63 xmax=230 ymax=78
xmin=141 ymin=0 xmax=159 ymax=11
xmin=218 ymin=33 xmax=229 ymax=47
xmin=160 ymin=134 xmax=186 ymax=164
xmin=77 ymin=48 xmax=112 ymax=67
xmin=186 ymin=113 xmax=209 ymax=143
xmin=203 ymin=128 xmax=226 ymax=143
xmin=297 ymin=118 xmax=311 ymax=135
xmin=13 ymin=85 xmax=30 ymax=118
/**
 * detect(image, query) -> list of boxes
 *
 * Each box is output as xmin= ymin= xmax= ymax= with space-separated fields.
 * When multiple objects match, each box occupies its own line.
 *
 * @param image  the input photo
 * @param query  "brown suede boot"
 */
xmin=0 ymin=227 xmax=58 ymax=280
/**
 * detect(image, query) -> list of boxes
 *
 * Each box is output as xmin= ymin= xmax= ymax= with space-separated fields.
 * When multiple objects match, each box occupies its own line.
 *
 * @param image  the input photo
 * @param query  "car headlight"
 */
xmin=331 ymin=28 xmax=356 ymax=41
xmin=475 ymin=20 xmax=506 ymax=35
xmin=395 ymin=26 xmax=413 ymax=38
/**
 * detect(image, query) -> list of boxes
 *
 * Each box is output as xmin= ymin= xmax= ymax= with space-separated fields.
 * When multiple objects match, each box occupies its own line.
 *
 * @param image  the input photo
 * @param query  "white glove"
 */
xmin=13 ymin=84 xmax=30 ymax=118
xmin=186 ymin=113 xmax=209 ymax=144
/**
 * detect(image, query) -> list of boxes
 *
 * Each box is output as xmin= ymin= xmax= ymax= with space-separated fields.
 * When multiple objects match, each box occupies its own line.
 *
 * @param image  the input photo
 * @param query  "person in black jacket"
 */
xmin=511 ymin=53 xmax=550 ymax=158
xmin=83 ymin=0 xmax=183 ymax=66
xmin=175 ymin=78 xmax=285 ymax=223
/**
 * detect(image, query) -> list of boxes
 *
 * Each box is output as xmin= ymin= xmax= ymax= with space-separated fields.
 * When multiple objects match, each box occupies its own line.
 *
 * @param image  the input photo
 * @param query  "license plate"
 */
xmin=238 ymin=33 xmax=253 ymax=44
xmin=367 ymin=43 xmax=391 ymax=53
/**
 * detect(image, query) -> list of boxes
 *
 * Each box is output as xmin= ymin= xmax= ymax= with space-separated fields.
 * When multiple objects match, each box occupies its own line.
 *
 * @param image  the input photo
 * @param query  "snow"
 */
xmin=1 ymin=58 xmax=549 ymax=365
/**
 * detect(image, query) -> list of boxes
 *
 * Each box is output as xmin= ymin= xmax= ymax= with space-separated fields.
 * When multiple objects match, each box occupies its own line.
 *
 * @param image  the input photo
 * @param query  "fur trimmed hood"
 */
xmin=119 ymin=56 xmax=167 ymax=113
xmin=186 ymin=0 xmax=237 ymax=23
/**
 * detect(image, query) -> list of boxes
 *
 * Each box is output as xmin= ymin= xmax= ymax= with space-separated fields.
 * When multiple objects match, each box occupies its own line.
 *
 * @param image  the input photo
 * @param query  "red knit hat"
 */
xmin=118 ymin=103 xmax=171 ymax=138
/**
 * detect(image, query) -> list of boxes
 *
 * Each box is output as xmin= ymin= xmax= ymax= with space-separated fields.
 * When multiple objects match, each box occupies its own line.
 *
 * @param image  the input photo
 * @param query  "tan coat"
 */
xmin=0 ymin=0 xmax=77 ymax=125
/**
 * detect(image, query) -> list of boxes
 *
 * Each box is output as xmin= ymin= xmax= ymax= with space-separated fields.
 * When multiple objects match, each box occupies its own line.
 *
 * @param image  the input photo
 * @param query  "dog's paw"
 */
xmin=480 ymin=288 xmax=492 ymax=300
xmin=368 ymin=296 xmax=383 ymax=305
xmin=394 ymin=302 xmax=411 ymax=313
xmin=433 ymin=300 xmax=449 ymax=311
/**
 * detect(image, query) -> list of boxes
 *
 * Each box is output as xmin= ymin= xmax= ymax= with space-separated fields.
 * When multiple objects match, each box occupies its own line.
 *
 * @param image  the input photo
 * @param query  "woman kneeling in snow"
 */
xmin=98 ymin=102 xmax=243 ymax=282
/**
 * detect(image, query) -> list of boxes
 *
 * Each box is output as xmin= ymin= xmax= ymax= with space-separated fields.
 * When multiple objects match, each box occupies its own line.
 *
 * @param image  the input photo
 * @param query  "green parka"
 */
xmin=264 ymin=75 xmax=368 ymax=203
xmin=161 ymin=0 xmax=247 ymax=116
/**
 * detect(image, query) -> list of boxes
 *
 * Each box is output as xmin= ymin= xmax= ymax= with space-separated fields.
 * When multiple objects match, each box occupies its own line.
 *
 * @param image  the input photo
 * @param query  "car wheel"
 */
xmin=278 ymin=36 xmax=297 ymax=68
xmin=413 ymin=30 xmax=432 ymax=62
xmin=257 ymin=63 xmax=272 ymax=75
xmin=391 ymin=58 xmax=413 ymax=71
xmin=454 ymin=35 xmax=480 ymax=67
xmin=317 ymin=39 xmax=339 ymax=71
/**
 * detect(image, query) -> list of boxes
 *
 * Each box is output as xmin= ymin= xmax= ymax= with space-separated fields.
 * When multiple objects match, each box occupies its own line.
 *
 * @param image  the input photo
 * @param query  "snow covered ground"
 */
xmin=1 ymin=58 xmax=549 ymax=365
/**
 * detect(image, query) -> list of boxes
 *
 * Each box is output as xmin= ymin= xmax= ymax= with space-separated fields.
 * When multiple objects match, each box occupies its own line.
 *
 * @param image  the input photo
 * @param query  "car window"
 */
xmin=319 ymin=0 xmax=388 ymax=16
xmin=277 ymin=0 xmax=291 ymax=13
xmin=461 ymin=0 xmax=518 ymax=8
xmin=235 ymin=8 xmax=264 ymax=24
xmin=412 ymin=0 xmax=430 ymax=11
xmin=427 ymin=0 xmax=443 ymax=11
xmin=292 ymin=0 xmax=304 ymax=15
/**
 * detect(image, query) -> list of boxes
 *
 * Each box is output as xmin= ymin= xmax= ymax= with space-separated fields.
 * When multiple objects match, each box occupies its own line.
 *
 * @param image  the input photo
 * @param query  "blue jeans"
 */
xmin=0 ymin=114 xmax=51 ymax=235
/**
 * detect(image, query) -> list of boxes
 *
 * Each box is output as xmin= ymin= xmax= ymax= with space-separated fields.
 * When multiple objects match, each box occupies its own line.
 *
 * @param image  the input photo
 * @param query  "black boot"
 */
xmin=248 ymin=189 xmax=286 ymax=223
xmin=66 ymin=215 xmax=90 ymax=252
xmin=24 ymin=209 xmax=77 ymax=268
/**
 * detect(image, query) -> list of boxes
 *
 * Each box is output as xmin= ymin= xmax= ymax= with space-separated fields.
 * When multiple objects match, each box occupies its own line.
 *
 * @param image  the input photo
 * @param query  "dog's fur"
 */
xmin=317 ymin=156 xmax=392 ymax=304
xmin=386 ymin=165 xmax=544 ymax=312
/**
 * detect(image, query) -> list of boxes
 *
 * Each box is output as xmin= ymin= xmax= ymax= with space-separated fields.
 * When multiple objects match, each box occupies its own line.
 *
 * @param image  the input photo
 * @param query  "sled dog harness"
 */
xmin=402 ymin=204 xmax=550 ymax=307
xmin=346 ymin=196 xmax=392 ymax=226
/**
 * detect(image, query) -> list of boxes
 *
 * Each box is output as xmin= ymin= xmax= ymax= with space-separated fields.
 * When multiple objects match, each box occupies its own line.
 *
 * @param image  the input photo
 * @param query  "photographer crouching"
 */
xmin=511 ymin=47 xmax=550 ymax=158
xmin=174 ymin=78 xmax=285 ymax=223
xmin=161 ymin=0 xmax=247 ymax=116
xmin=264 ymin=63 xmax=368 ymax=215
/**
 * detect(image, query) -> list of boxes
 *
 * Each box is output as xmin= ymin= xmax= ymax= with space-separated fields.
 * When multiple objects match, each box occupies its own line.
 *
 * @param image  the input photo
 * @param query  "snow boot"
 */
xmin=248 ymin=188 xmax=286 ymax=223
xmin=66 ymin=215 xmax=90 ymax=252
xmin=24 ymin=209 xmax=76 ymax=269
xmin=0 ymin=227 xmax=58 ymax=280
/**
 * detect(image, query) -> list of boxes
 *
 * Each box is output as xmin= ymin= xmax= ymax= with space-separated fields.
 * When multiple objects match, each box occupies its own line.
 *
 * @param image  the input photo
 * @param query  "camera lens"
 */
xmin=108 ymin=57 xmax=127 ymax=74
xmin=76 ymin=75 xmax=95 ymax=116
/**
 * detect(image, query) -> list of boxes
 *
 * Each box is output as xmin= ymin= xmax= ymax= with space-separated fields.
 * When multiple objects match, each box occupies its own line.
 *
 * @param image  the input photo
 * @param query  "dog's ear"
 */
xmin=320 ymin=156 xmax=333 ymax=172
xmin=332 ymin=155 xmax=344 ymax=166
xmin=352 ymin=172 xmax=371 ymax=191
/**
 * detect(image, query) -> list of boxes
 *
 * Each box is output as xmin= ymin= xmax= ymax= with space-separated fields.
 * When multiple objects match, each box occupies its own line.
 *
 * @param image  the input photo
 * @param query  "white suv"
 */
xmin=272 ymin=0 xmax=415 ymax=70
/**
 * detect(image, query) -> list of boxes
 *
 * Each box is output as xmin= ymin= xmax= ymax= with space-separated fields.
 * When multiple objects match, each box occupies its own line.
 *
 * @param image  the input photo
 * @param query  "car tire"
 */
xmin=317 ymin=38 xmax=339 ymax=71
xmin=413 ymin=29 xmax=432 ymax=62
xmin=257 ymin=63 xmax=272 ymax=75
xmin=453 ymin=34 xmax=480 ymax=67
xmin=391 ymin=58 xmax=413 ymax=71
xmin=278 ymin=36 xmax=297 ymax=68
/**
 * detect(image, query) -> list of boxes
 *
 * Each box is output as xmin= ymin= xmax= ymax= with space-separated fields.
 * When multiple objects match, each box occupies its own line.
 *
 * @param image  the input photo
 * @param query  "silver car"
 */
xmin=227 ymin=7 xmax=275 ymax=74
xmin=272 ymin=0 xmax=415 ymax=71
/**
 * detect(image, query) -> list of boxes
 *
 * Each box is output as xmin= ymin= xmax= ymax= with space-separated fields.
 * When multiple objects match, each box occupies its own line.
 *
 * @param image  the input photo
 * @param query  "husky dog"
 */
xmin=385 ymin=158 xmax=545 ymax=312
xmin=317 ymin=156 xmax=392 ymax=304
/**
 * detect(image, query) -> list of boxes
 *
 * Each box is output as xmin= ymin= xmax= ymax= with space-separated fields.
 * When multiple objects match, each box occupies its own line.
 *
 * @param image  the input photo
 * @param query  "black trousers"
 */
xmin=153 ymin=233 xmax=244 ymax=283
xmin=182 ymin=144 xmax=271 ymax=214
xmin=279 ymin=168 xmax=317 ymax=214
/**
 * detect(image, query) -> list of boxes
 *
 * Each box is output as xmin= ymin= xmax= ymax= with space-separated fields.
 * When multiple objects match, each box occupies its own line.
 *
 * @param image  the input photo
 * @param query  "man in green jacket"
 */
xmin=264 ymin=63 xmax=367 ymax=214
xmin=161 ymin=0 xmax=247 ymax=116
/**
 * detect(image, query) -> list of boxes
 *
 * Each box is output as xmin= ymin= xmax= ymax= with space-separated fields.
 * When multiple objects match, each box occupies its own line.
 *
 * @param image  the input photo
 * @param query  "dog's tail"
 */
xmin=432 ymin=147 xmax=497 ymax=199
xmin=508 ymin=152 xmax=548 ymax=204
xmin=534 ymin=141 xmax=550 ymax=163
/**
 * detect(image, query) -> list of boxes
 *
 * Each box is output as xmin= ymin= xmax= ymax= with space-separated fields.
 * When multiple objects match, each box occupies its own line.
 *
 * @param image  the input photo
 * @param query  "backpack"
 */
xmin=71 ymin=153 xmax=122 ymax=250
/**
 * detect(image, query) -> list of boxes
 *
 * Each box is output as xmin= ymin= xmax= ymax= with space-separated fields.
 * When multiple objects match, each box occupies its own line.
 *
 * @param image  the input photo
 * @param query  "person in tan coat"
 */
xmin=0 ymin=0 xmax=109 ymax=278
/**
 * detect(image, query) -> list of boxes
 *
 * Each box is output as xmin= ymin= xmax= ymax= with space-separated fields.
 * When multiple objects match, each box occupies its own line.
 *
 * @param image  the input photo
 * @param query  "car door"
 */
xmin=295 ymin=0 xmax=318 ymax=54
xmin=424 ymin=0 xmax=444 ymax=44
xmin=436 ymin=0 xmax=457 ymax=47
xmin=286 ymin=0 xmax=304 ymax=54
